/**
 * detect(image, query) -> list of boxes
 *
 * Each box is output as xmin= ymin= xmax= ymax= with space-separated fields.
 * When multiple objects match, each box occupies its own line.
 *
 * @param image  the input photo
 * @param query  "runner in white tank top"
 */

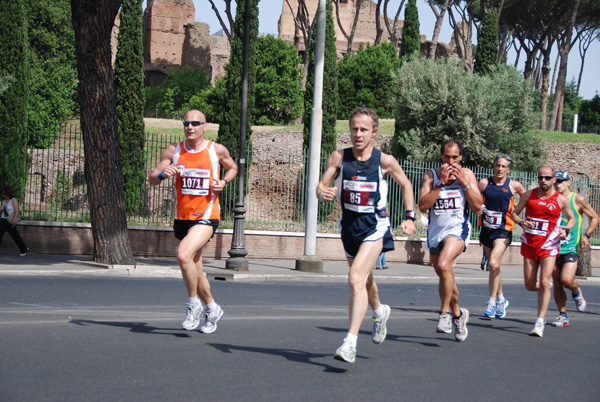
xmin=419 ymin=139 xmax=482 ymax=342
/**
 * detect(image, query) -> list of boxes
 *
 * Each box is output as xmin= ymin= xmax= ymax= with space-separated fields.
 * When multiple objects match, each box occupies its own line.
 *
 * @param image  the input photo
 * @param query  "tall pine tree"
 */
xmin=115 ymin=0 xmax=146 ymax=215
xmin=217 ymin=0 xmax=259 ymax=157
xmin=401 ymin=0 xmax=421 ymax=59
xmin=474 ymin=9 xmax=499 ymax=75
xmin=0 ymin=0 xmax=30 ymax=195
xmin=303 ymin=0 xmax=337 ymax=155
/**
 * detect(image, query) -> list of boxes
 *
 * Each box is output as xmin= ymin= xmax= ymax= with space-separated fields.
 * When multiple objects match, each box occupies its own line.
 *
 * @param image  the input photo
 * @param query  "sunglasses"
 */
xmin=183 ymin=121 xmax=205 ymax=127
xmin=538 ymin=176 xmax=554 ymax=181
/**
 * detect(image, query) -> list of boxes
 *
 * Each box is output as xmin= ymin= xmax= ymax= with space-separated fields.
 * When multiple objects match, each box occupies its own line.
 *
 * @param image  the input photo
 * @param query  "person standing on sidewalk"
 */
xmin=551 ymin=171 xmax=599 ymax=328
xmin=511 ymin=167 xmax=575 ymax=337
xmin=476 ymin=154 xmax=525 ymax=319
xmin=149 ymin=110 xmax=238 ymax=334
xmin=419 ymin=139 xmax=482 ymax=342
xmin=0 ymin=187 xmax=28 ymax=256
xmin=317 ymin=106 xmax=416 ymax=363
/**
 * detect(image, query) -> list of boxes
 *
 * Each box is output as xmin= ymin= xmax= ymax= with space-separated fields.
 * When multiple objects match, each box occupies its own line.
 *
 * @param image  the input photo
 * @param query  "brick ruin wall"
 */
xmin=140 ymin=0 xmax=459 ymax=85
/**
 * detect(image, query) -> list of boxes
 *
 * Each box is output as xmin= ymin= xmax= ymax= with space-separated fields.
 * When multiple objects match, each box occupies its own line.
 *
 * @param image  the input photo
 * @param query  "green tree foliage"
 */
xmin=188 ymin=76 xmax=227 ymax=124
xmin=0 ymin=0 xmax=30 ymax=195
xmin=115 ymin=0 xmax=146 ymax=215
xmin=337 ymin=42 xmax=401 ymax=119
xmin=580 ymin=94 xmax=600 ymax=127
xmin=391 ymin=57 xmax=543 ymax=171
xmin=401 ymin=0 xmax=420 ymax=59
xmin=254 ymin=35 xmax=303 ymax=125
xmin=25 ymin=0 xmax=77 ymax=148
xmin=145 ymin=65 xmax=211 ymax=118
xmin=474 ymin=8 xmax=499 ymax=75
xmin=217 ymin=0 xmax=259 ymax=157
xmin=303 ymin=0 xmax=338 ymax=155
xmin=0 ymin=0 xmax=29 ymax=126
xmin=0 ymin=74 xmax=14 ymax=97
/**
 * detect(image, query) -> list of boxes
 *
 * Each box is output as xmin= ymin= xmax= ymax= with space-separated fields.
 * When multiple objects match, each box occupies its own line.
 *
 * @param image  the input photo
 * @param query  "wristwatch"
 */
xmin=405 ymin=210 xmax=416 ymax=221
xmin=434 ymin=180 xmax=444 ymax=188
xmin=563 ymin=227 xmax=571 ymax=237
xmin=584 ymin=233 xmax=592 ymax=239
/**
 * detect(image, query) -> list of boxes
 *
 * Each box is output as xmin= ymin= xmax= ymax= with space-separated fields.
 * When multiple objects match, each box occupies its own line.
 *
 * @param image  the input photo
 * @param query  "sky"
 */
xmin=144 ymin=0 xmax=600 ymax=100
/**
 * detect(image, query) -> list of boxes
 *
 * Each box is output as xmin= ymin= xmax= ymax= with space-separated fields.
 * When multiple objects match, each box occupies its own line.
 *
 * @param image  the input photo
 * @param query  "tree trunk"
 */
xmin=71 ymin=0 xmax=135 ymax=265
xmin=548 ymin=0 xmax=581 ymax=132
xmin=334 ymin=0 xmax=363 ymax=55
xmin=540 ymin=39 xmax=554 ymax=131
xmin=577 ymin=244 xmax=591 ymax=277
xmin=383 ymin=0 xmax=405 ymax=56
xmin=427 ymin=0 xmax=450 ymax=60
xmin=374 ymin=0 xmax=383 ymax=45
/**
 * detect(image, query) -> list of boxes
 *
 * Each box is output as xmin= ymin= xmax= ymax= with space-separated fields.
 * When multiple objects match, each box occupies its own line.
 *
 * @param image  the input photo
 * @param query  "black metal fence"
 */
xmin=3 ymin=123 xmax=599 ymax=245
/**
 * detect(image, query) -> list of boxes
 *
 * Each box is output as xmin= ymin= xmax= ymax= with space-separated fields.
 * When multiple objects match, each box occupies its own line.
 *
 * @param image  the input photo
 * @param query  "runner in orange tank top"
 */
xmin=150 ymin=110 xmax=237 ymax=335
xmin=511 ymin=166 xmax=575 ymax=338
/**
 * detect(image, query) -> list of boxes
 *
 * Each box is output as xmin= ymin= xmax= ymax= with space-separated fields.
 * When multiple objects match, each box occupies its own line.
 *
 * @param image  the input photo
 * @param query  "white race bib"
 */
xmin=180 ymin=168 xmax=211 ymax=196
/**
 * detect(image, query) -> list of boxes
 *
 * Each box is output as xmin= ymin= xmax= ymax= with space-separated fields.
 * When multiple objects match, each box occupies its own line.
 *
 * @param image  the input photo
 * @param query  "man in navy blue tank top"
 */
xmin=476 ymin=154 xmax=525 ymax=320
xmin=317 ymin=106 xmax=416 ymax=363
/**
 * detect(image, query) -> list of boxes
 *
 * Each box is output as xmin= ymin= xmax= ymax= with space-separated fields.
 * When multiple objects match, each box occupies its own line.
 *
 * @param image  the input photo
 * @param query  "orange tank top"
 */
xmin=173 ymin=140 xmax=221 ymax=221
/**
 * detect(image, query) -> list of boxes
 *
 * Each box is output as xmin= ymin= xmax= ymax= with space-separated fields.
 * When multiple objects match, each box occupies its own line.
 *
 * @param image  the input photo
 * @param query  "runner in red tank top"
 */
xmin=511 ymin=166 xmax=575 ymax=338
xmin=150 ymin=110 xmax=237 ymax=335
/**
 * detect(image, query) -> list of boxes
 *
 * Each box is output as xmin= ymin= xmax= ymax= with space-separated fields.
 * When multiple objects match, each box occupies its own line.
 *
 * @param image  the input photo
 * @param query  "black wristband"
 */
xmin=563 ymin=227 xmax=571 ymax=236
xmin=518 ymin=221 xmax=523 ymax=227
xmin=222 ymin=178 xmax=229 ymax=187
xmin=584 ymin=233 xmax=591 ymax=239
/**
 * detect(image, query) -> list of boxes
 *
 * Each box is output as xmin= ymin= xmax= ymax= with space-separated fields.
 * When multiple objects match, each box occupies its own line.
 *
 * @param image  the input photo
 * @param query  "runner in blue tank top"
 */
xmin=476 ymin=154 xmax=525 ymax=320
xmin=318 ymin=106 xmax=416 ymax=363
xmin=419 ymin=139 xmax=482 ymax=342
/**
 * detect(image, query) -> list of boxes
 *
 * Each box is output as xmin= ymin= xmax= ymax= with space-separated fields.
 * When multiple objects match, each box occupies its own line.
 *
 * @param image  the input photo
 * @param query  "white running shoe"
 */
xmin=453 ymin=308 xmax=469 ymax=342
xmin=334 ymin=341 xmax=356 ymax=363
xmin=529 ymin=320 xmax=545 ymax=337
xmin=573 ymin=288 xmax=587 ymax=312
xmin=436 ymin=311 xmax=452 ymax=334
xmin=372 ymin=304 xmax=391 ymax=344
xmin=200 ymin=305 xmax=224 ymax=334
xmin=182 ymin=303 xmax=204 ymax=331
xmin=483 ymin=302 xmax=496 ymax=319
xmin=495 ymin=298 xmax=509 ymax=319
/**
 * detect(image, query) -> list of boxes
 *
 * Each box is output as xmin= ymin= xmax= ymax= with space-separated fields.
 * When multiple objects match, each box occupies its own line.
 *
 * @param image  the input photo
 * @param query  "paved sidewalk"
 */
xmin=1 ymin=252 xmax=599 ymax=284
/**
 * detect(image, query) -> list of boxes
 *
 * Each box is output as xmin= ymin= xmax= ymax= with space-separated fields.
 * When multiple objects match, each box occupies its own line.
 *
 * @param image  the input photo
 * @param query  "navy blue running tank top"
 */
xmin=480 ymin=177 xmax=516 ymax=231
xmin=335 ymin=148 xmax=388 ymax=215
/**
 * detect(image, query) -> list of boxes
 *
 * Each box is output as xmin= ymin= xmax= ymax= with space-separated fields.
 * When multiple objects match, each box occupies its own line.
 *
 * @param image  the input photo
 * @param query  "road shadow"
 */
xmin=207 ymin=343 xmax=348 ymax=373
xmin=316 ymin=326 xmax=444 ymax=347
xmin=70 ymin=319 xmax=191 ymax=338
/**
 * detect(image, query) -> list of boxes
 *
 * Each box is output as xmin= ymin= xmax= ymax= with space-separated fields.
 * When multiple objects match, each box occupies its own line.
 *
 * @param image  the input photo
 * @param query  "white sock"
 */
xmin=373 ymin=305 xmax=385 ymax=318
xmin=206 ymin=300 xmax=218 ymax=312
xmin=488 ymin=297 xmax=496 ymax=306
xmin=344 ymin=333 xmax=358 ymax=348
xmin=497 ymin=294 xmax=505 ymax=304
xmin=188 ymin=296 xmax=201 ymax=306
xmin=536 ymin=317 xmax=545 ymax=325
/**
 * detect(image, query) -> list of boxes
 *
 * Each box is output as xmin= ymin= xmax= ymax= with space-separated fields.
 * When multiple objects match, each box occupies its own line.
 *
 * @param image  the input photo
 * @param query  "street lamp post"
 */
xmin=225 ymin=0 xmax=251 ymax=271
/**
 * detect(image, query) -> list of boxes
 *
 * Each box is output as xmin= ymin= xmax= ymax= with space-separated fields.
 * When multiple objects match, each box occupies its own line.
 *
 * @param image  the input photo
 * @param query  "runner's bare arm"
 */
xmin=211 ymin=143 xmax=238 ymax=194
xmin=577 ymin=194 xmax=599 ymax=248
xmin=317 ymin=150 xmax=343 ymax=202
xmin=381 ymin=153 xmax=416 ymax=235
xmin=511 ymin=189 xmax=532 ymax=229
xmin=149 ymin=144 xmax=177 ymax=185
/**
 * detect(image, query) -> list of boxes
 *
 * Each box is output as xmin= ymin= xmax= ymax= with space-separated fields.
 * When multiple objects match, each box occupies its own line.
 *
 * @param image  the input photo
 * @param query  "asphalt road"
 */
xmin=1 ymin=276 xmax=599 ymax=401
